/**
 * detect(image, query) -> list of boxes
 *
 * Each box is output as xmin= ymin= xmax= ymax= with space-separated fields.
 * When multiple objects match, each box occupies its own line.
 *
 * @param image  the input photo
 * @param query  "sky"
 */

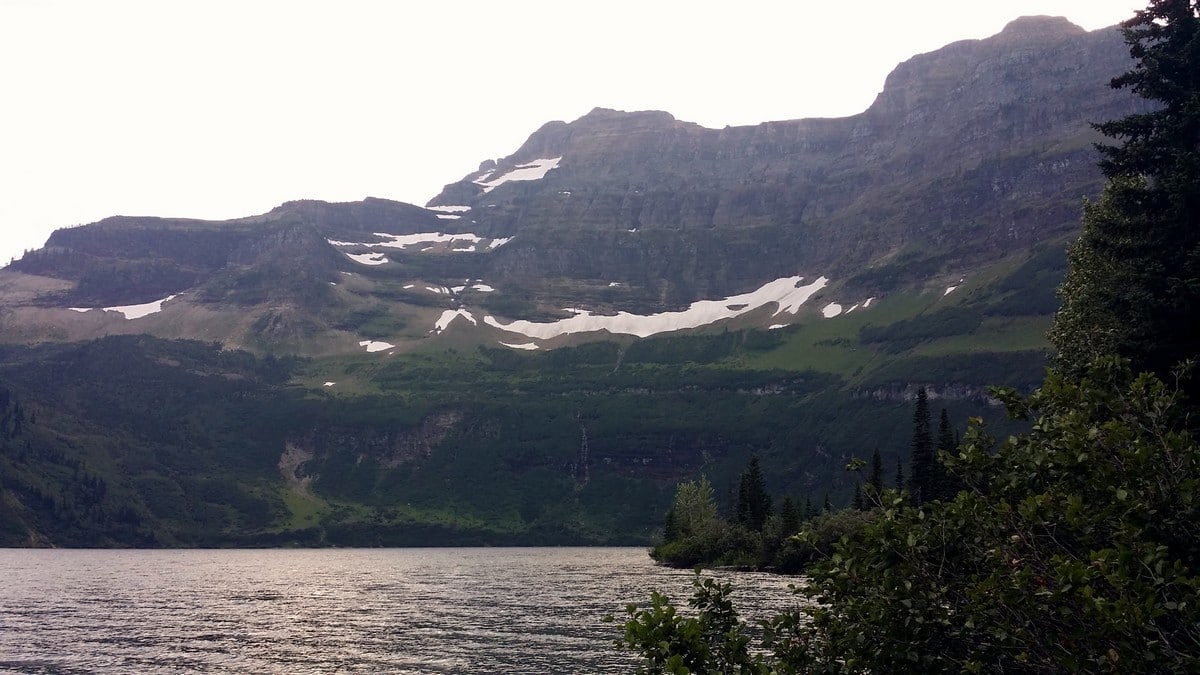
xmin=0 ymin=1 xmax=1141 ymax=266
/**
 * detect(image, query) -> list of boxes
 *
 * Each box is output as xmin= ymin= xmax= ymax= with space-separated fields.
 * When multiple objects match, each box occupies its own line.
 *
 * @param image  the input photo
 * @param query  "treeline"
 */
xmin=616 ymin=4 xmax=1200 ymax=670
xmin=651 ymin=386 xmax=961 ymax=572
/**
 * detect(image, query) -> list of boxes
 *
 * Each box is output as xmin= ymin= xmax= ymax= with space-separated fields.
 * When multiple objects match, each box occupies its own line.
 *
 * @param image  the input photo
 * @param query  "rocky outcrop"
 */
xmin=431 ymin=18 xmax=1144 ymax=307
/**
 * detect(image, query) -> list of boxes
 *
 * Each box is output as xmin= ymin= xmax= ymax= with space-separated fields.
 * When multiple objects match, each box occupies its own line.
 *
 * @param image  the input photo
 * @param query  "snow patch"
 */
xmin=435 ymin=308 xmax=477 ymax=332
xmin=768 ymin=324 xmax=787 ymax=330
xmin=69 ymin=295 xmax=178 ymax=320
xmin=359 ymin=340 xmax=395 ymax=353
xmin=499 ymin=341 xmax=540 ymax=350
xmin=473 ymin=157 xmax=561 ymax=193
xmin=822 ymin=303 xmax=843 ymax=318
xmin=863 ymin=297 xmax=876 ymax=308
xmin=329 ymin=232 xmax=507 ymax=253
xmin=471 ymin=284 xmax=495 ymax=292
xmin=488 ymin=237 xmax=512 ymax=249
xmin=944 ymin=285 xmax=959 ymax=296
xmin=403 ymin=284 xmax=415 ymax=289
xmin=437 ymin=214 xmax=462 ymax=220
xmin=323 ymin=382 xmax=336 ymax=387
xmin=844 ymin=303 xmax=860 ymax=314
xmin=345 ymin=252 xmax=389 ymax=265
xmin=485 ymin=276 xmax=828 ymax=340
xmin=427 ymin=205 xmax=471 ymax=213
xmin=608 ymin=282 xmax=621 ymax=287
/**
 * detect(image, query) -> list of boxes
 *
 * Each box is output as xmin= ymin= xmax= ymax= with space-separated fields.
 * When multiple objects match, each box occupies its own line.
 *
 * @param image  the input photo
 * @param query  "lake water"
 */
xmin=0 ymin=548 xmax=802 ymax=673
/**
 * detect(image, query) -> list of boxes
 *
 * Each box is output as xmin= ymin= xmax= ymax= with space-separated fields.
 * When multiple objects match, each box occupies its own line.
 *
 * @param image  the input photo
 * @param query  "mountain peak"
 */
xmin=993 ymin=15 xmax=1087 ymax=43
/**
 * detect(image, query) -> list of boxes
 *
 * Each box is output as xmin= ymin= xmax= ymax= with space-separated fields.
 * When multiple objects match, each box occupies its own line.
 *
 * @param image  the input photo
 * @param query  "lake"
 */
xmin=0 ymin=547 xmax=802 ymax=673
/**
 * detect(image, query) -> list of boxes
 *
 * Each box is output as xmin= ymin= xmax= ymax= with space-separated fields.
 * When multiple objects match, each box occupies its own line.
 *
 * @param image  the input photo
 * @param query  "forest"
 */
xmin=615 ymin=1 xmax=1200 ymax=671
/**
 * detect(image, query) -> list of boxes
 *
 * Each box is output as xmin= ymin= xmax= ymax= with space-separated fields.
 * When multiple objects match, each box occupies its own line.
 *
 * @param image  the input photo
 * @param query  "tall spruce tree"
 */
xmin=909 ymin=387 xmax=935 ymax=505
xmin=734 ymin=455 xmax=773 ymax=531
xmin=935 ymin=408 xmax=959 ymax=501
xmin=867 ymin=448 xmax=885 ymax=503
xmin=1050 ymin=0 xmax=1200 ymax=390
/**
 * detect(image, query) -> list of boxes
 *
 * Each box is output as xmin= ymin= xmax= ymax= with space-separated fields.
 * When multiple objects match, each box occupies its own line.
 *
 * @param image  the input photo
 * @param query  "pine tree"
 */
xmin=867 ymin=448 xmax=884 ymax=503
xmin=735 ymin=455 xmax=773 ymax=531
xmin=909 ymin=387 xmax=934 ymax=505
xmin=1051 ymin=0 xmax=1200 ymax=391
xmin=895 ymin=455 xmax=905 ymax=491
xmin=778 ymin=496 xmax=800 ymax=536
xmin=935 ymin=408 xmax=958 ymax=500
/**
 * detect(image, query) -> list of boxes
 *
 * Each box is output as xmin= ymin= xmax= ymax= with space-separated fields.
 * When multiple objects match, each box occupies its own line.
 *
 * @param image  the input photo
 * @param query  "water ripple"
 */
xmin=0 ymin=548 xmax=800 ymax=673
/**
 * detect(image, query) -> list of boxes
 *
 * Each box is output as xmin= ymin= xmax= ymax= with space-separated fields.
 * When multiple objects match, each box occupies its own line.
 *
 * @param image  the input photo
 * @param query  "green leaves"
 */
xmin=619 ymin=360 xmax=1200 ymax=672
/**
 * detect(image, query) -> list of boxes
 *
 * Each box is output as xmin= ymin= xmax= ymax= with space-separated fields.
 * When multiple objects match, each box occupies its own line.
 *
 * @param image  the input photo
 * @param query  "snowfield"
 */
xmin=358 ymin=340 xmax=395 ymax=353
xmin=435 ymin=308 xmax=477 ymax=332
xmin=485 ymin=276 xmax=829 ymax=340
xmin=499 ymin=341 xmax=539 ymax=350
xmin=69 ymin=294 xmax=177 ymax=320
xmin=473 ymin=157 xmax=561 ymax=193
xmin=345 ymin=252 xmax=389 ymax=265
xmin=328 ymin=232 xmax=511 ymax=253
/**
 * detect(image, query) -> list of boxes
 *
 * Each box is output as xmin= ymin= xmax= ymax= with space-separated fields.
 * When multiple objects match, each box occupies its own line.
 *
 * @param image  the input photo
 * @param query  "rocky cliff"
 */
xmin=430 ymin=17 xmax=1142 ymax=306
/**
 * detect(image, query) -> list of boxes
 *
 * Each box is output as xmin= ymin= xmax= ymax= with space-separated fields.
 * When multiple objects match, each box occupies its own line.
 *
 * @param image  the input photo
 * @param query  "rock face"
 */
xmin=430 ymin=17 xmax=1143 ymax=305
xmin=0 ymin=17 xmax=1147 ymax=331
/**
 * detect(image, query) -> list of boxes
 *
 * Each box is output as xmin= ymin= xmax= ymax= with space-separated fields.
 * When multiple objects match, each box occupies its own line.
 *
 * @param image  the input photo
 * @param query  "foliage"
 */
xmin=908 ymin=386 xmax=934 ymax=505
xmin=1051 ymin=0 xmax=1200 ymax=388
xmin=617 ymin=359 xmax=1200 ymax=672
xmin=651 ymin=477 xmax=730 ymax=568
xmin=735 ymin=456 xmax=772 ymax=532
xmin=608 ymin=575 xmax=760 ymax=675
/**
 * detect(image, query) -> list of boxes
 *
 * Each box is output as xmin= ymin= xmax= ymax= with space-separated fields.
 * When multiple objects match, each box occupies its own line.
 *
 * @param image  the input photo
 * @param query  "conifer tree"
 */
xmin=734 ymin=455 xmax=772 ymax=531
xmin=935 ymin=408 xmax=959 ymax=500
xmin=909 ymin=387 xmax=934 ymax=504
xmin=778 ymin=496 xmax=800 ymax=537
xmin=867 ymin=448 xmax=885 ymax=503
xmin=1051 ymin=0 xmax=1200 ymax=391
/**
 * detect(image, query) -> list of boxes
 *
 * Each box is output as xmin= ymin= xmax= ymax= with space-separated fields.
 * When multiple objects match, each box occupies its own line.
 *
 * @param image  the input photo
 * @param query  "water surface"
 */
xmin=0 ymin=547 xmax=800 ymax=673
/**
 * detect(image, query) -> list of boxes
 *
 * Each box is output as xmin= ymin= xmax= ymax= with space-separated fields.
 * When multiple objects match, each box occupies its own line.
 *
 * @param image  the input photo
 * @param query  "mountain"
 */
xmin=0 ymin=17 xmax=1143 ymax=546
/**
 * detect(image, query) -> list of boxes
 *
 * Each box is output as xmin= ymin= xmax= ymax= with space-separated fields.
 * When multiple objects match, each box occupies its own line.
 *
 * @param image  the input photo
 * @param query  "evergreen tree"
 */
xmin=909 ymin=387 xmax=934 ymax=504
xmin=852 ymin=482 xmax=864 ymax=511
xmin=778 ymin=496 xmax=800 ymax=537
xmin=895 ymin=455 xmax=905 ymax=491
xmin=734 ymin=455 xmax=773 ymax=531
xmin=935 ymin=408 xmax=959 ymax=501
xmin=867 ymin=448 xmax=884 ymax=502
xmin=1051 ymin=0 xmax=1200 ymax=391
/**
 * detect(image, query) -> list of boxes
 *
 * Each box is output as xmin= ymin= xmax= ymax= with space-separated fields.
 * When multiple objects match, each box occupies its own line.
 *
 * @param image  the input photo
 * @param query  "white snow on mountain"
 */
xmin=328 ymin=232 xmax=510 ymax=253
xmin=485 ymin=276 xmax=828 ymax=340
xmin=359 ymin=340 xmax=395 ymax=353
xmin=499 ymin=341 xmax=539 ymax=350
xmin=435 ymin=308 xmax=477 ymax=332
xmin=473 ymin=157 xmax=561 ymax=193
xmin=345 ymin=252 xmax=389 ymax=265
xmin=68 ymin=294 xmax=177 ymax=320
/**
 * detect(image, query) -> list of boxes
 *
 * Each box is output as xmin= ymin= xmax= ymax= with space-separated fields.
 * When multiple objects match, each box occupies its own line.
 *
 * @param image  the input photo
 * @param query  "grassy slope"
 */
xmin=0 ymin=245 xmax=1062 ymax=547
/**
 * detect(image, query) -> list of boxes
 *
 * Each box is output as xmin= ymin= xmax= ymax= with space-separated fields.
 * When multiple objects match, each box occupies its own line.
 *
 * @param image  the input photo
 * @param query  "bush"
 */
xmin=617 ymin=360 xmax=1200 ymax=672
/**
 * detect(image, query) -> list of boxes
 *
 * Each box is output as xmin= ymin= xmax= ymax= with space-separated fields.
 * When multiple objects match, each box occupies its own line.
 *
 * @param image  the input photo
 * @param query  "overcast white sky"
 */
xmin=0 ymin=1 xmax=1140 ymax=266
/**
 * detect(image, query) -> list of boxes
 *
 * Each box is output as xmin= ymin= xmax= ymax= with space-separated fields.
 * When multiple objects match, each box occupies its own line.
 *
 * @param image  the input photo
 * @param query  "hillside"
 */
xmin=0 ymin=17 xmax=1138 ymax=546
